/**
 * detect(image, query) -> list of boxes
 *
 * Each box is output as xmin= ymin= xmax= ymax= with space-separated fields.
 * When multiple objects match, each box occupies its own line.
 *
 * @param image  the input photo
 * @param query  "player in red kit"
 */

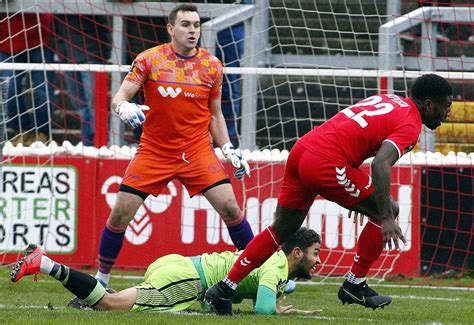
xmin=205 ymin=74 xmax=453 ymax=314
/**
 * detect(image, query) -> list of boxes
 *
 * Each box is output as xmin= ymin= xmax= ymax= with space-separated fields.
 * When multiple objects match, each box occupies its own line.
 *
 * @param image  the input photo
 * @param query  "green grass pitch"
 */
xmin=1 ymin=268 xmax=473 ymax=324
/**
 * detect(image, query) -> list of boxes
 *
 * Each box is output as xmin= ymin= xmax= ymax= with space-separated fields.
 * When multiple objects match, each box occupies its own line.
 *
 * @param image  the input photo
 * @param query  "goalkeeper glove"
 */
xmin=222 ymin=142 xmax=251 ymax=180
xmin=115 ymin=101 xmax=150 ymax=128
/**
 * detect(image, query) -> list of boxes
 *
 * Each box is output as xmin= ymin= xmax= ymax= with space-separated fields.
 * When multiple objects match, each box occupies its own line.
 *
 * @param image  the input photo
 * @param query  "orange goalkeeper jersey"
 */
xmin=125 ymin=43 xmax=223 ymax=153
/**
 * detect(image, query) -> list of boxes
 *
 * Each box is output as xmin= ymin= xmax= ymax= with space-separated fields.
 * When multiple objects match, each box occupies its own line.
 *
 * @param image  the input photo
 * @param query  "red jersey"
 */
xmin=125 ymin=43 xmax=223 ymax=153
xmin=299 ymin=94 xmax=422 ymax=167
xmin=0 ymin=13 xmax=52 ymax=54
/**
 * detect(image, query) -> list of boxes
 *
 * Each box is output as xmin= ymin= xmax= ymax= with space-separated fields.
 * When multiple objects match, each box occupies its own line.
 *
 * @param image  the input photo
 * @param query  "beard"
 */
xmin=290 ymin=261 xmax=313 ymax=280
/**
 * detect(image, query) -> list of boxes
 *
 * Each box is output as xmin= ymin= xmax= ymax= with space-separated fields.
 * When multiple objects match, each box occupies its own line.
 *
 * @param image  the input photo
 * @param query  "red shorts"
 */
xmin=278 ymin=143 xmax=373 ymax=209
xmin=122 ymin=143 xmax=229 ymax=197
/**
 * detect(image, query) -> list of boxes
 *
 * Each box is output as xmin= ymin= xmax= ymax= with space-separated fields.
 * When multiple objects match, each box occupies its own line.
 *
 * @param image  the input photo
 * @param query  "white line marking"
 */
xmin=391 ymin=295 xmax=461 ymax=301
xmin=300 ymin=281 xmax=474 ymax=292
xmin=301 ymin=315 xmax=377 ymax=322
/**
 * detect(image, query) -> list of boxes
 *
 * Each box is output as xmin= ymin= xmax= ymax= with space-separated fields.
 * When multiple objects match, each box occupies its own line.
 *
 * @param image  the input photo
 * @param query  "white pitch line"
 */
xmin=320 ymin=291 xmax=472 ymax=302
xmin=391 ymin=295 xmax=462 ymax=302
xmin=297 ymin=281 xmax=474 ymax=292
xmin=300 ymin=315 xmax=377 ymax=322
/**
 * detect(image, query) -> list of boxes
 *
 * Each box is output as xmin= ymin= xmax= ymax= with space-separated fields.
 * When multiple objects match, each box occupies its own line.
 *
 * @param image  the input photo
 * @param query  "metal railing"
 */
xmin=379 ymin=6 xmax=474 ymax=151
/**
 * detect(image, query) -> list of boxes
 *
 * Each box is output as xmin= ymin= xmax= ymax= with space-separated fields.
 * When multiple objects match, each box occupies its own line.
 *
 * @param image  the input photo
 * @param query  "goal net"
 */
xmin=0 ymin=0 xmax=472 ymax=281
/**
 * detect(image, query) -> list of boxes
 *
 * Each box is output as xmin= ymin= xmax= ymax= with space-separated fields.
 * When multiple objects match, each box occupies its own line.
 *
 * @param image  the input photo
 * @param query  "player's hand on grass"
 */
xmin=348 ymin=210 xmax=365 ymax=226
xmin=115 ymin=101 xmax=150 ymax=128
xmin=381 ymin=218 xmax=406 ymax=250
xmin=222 ymin=142 xmax=251 ymax=180
xmin=276 ymin=295 xmax=294 ymax=314
xmin=276 ymin=295 xmax=322 ymax=315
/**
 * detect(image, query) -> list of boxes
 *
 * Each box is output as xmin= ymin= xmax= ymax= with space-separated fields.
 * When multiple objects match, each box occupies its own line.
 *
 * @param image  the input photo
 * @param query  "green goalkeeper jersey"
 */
xmin=200 ymin=250 xmax=289 ymax=303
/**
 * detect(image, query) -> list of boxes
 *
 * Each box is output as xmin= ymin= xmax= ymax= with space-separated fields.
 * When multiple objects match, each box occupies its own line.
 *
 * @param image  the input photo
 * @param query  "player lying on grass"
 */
xmin=10 ymin=227 xmax=321 ymax=315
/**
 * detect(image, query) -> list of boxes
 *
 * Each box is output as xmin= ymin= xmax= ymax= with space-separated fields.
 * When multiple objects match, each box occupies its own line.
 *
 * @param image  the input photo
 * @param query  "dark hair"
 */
xmin=410 ymin=74 xmax=453 ymax=103
xmin=169 ymin=4 xmax=199 ymax=25
xmin=281 ymin=227 xmax=321 ymax=254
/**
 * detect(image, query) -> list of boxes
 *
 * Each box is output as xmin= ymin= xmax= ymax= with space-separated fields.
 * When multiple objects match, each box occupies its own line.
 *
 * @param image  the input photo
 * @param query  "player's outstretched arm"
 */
xmin=254 ymin=285 xmax=277 ymax=315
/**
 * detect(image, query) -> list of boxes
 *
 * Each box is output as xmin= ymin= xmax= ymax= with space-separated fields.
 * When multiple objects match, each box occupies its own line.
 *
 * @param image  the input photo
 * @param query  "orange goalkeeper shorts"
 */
xmin=122 ymin=143 xmax=229 ymax=197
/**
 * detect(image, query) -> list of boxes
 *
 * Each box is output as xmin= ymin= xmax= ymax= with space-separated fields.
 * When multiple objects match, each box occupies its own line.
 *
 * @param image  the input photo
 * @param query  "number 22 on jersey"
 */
xmin=342 ymin=95 xmax=394 ymax=128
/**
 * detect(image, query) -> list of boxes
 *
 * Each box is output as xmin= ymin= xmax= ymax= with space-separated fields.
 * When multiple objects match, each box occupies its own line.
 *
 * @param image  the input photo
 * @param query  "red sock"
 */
xmin=227 ymin=226 xmax=281 ymax=284
xmin=350 ymin=219 xmax=383 ymax=278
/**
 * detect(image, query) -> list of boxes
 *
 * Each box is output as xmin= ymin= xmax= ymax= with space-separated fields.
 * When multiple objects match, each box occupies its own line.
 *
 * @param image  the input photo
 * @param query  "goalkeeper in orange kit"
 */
xmin=94 ymin=4 xmax=254 ymax=289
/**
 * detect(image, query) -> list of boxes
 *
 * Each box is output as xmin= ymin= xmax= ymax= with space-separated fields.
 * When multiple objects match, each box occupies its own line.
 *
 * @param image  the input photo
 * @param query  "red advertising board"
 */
xmin=1 ymin=156 xmax=420 ymax=276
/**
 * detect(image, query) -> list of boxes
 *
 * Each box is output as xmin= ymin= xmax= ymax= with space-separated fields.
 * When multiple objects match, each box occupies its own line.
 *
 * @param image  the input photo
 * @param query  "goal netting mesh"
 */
xmin=0 ymin=0 xmax=472 ymax=280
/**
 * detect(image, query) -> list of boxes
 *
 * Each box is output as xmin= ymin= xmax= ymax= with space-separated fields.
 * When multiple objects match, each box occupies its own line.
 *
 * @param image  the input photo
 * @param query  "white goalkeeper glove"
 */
xmin=115 ymin=101 xmax=150 ymax=128
xmin=222 ymin=142 xmax=251 ymax=180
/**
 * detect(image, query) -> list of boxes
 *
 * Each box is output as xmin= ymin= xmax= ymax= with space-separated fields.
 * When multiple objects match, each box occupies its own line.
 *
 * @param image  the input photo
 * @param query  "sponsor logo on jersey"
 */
xmin=158 ymin=86 xmax=182 ymax=98
xmin=184 ymin=92 xmax=208 ymax=99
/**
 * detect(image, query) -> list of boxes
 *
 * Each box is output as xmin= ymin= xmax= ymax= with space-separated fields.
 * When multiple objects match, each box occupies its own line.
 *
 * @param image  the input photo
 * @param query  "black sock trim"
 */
xmin=58 ymin=265 xmax=69 ymax=282
xmin=49 ymin=263 xmax=60 ymax=277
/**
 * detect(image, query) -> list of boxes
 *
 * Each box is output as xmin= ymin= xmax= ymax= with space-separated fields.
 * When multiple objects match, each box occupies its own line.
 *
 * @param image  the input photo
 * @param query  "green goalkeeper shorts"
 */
xmin=131 ymin=254 xmax=202 ymax=312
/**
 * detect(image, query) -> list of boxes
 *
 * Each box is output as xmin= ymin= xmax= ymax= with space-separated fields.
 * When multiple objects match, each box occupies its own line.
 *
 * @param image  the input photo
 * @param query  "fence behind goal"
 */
xmin=0 ymin=0 xmax=472 ymax=279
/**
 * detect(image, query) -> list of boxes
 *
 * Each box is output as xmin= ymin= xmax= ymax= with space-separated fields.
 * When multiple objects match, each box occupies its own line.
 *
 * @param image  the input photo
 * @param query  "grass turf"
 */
xmin=0 ymin=268 xmax=473 ymax=324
